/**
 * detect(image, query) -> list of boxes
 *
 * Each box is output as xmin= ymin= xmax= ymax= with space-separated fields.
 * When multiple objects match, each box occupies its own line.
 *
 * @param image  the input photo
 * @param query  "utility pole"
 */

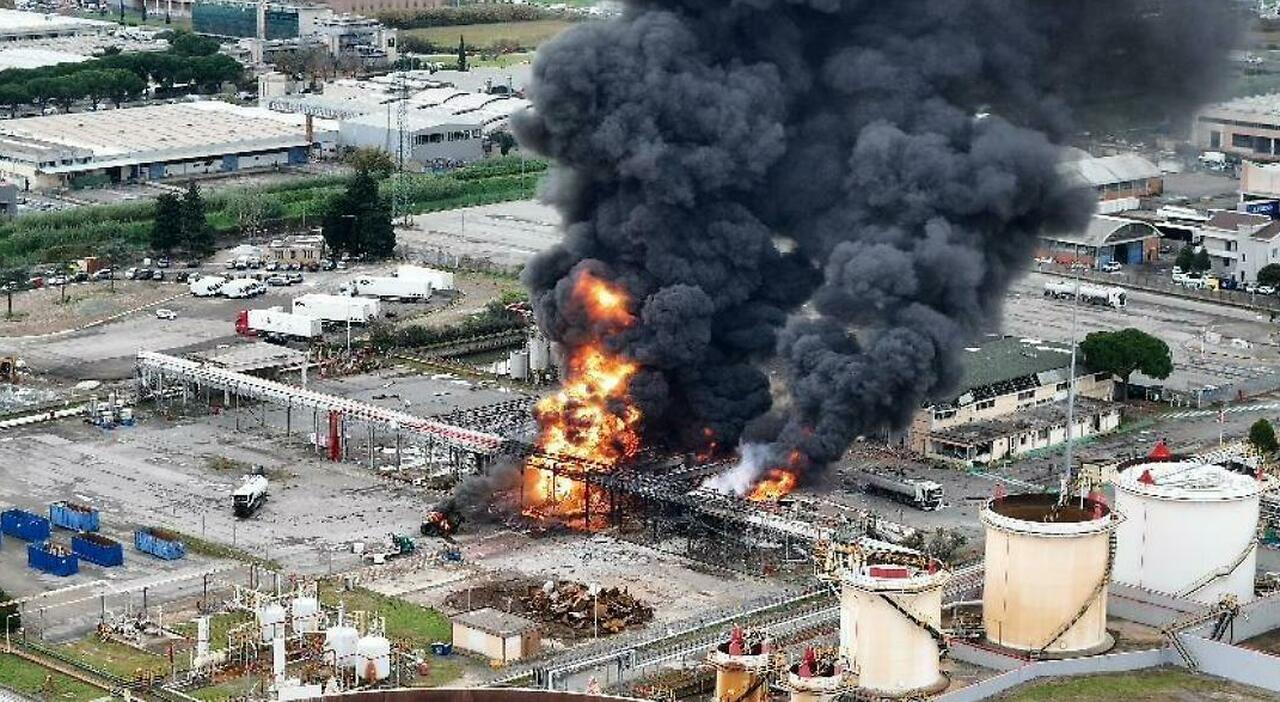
xmin=394 ymin=71 xmax=410 ymax=226
xmin=1063 ymin=245 xmax=1082 ymax=503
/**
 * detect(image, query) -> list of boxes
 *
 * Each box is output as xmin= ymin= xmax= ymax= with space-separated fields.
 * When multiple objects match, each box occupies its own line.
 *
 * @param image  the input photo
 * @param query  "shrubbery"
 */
xmin=378 ymin=4 xmax=552 ymax=29
xmin=370 ymin=299 xmax=526 ymax=350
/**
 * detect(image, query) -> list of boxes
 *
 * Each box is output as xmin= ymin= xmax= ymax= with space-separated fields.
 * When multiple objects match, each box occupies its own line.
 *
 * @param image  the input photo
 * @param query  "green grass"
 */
xmin=173 ymin=531 xmax=281 ymax=571
xmin=404 ymin=20 xmax=574 ymax=50
xmin=0 ymin=653 xmax=103 ymax=702
xmin=55 ymin=638 xmax=166 ymax=680
xmin=996 ymin=668 xmax=1266 ymax=701
xmin=170 ymin=611 xmax=255 ymax=651
xmin=319 ymin=583 xmax=451 ymax=649
xmin=409 ymin=657 xmax=464 ymax=687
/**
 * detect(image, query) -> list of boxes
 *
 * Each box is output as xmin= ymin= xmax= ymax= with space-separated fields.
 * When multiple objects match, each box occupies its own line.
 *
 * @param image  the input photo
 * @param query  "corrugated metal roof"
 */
xmin=1043 ymin=214 xmax=1160 ymax=248
xmin=1061 ymin=153 xmax=1161 ymax=187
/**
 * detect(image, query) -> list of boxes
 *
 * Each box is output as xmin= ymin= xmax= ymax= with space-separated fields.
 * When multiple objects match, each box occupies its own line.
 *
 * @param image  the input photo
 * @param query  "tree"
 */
xmin=0 ymin=586 xmax=18 ymax=634
xmin=321 ymin=169 xmax=396 ymax=259
xmin=1259 ymin=264 xmax=1280 ymax=288
xmin=181 ymin=182 xmax=214 ymax=256
xmin=1080 ymin=328 xmax=1173 ymax=400
xmin=151 ymin=192 xmax=183 ymax=253
xmin=103 ymin=68 xmax=145 ymax=107
xmin=343 ymin=147 xmax=395 ymax=179
xmin=1194 ymin=248 xmax=1212 ymax=273
xmin=457 ymin=35 xmax=468 ymax=72
xmin=228 ymin=191 xmax=283 ymax=236
xmin=0 ymin=84 xmax=27 ymax=117
xmin=170 ymin=31 xmax=220 ymax=57
xmin=1175 ymin=245 xmax=1196 ymax=272
xmin=1250 ymin=418 xmax=1279 ymax=456
xmin=491 ymin=131 xmax=517 ymax=156
xmin=0 ymin=268 xmax=24 ymax=318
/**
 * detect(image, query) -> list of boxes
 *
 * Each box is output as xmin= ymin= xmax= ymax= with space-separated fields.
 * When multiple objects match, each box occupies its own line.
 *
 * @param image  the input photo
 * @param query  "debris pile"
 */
xmin=521 ymin=581 xmax=653 ymax=635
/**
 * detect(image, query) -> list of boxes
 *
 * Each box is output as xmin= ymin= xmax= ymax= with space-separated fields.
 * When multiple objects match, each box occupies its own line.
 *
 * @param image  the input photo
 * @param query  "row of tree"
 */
xmin=0 ymin=39 xmax=242 ymax=115
xmin=151 ymin=183 xmax=214 ymax=256
xmin=377 ymin=3 xmax=552 ymax=29
xmin=320 ymin=168 xmax=395 ymax=259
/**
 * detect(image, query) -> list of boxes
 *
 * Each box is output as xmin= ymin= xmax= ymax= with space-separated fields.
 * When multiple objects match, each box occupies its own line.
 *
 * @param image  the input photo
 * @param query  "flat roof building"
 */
xmin=1194 ymin=94 xmax=1280 ymax=162
xmin=0 ymin=101 xmax=329 ymax=190
xmin=338 ymin=108 xmax=484 ymax=165
xmin=0 ymin=9 xmax=113 ymax=42
xmin=451 ymin=608 xmax=539 ymax=664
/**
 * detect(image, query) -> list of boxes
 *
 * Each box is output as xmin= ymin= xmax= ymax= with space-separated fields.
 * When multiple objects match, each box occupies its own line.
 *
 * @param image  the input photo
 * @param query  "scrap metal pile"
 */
xmin=522 ymin=581 xmax=653 ymax=635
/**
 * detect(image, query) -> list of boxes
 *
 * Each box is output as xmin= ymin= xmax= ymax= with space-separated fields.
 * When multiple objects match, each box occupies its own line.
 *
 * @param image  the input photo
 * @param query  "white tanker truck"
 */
xmin=1043 ymin=280 xmax=1127 ymax=309
xmin=232 ymin=474 xmax=269 ymax=518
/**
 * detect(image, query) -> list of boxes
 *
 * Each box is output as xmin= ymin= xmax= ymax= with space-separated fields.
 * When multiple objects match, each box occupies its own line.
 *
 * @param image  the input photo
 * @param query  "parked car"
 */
xmin=175 ymin=271 xmax=191 ymax=283
xmin=265 ymin=261 xmax=280 ymax=271
xmin=92 ymin=269 xmax=113 ymax=281
xmin=155 ymin=308 xmax=177 ymax=320
xmin=153 ymin=270 xmax=166 ymax=281
xmin=1100 ymin=261 xmax=1122 ymax=273
xmin=266 ymin=275 xmax=288 ymax=286
xmin=320 ymin=260 xmax=336 ymax=271
xmin=287 ymin=272 xmax=303 ymax=285
xmin=46 ymin=275 xmax=68 ymax=286
xmin=72 ymin=272 xmax=89 ymax=283
xmin=157 ymin=257 xmax=171 ymax=268
xmin=1259 ymin=285 xmax=1276 ymax=296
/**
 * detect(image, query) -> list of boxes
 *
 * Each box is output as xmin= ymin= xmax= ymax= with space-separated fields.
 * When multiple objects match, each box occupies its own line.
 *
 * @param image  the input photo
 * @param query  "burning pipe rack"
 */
xmin=135 ymin=351 xmax=507 ymax=468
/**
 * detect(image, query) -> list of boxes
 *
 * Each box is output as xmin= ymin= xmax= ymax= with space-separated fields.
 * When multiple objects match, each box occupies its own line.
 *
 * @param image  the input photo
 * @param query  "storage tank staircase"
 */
xmin=1033 ymin=528 xmax=1116 ymax=658
xmin=876 ymin=592 xmax=950 ymax=654
xmin=1175 ymin=537 xmax=1257 ymax=599
xmin=1159 ymin=595 xmax=1242 ymax=670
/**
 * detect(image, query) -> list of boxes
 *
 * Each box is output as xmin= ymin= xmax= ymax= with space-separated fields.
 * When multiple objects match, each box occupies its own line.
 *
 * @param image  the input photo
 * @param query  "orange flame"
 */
xmin=524 ymin=273 xmax=641 ymax=520
xmin=746 ymin=469 xmax=799 ymax=502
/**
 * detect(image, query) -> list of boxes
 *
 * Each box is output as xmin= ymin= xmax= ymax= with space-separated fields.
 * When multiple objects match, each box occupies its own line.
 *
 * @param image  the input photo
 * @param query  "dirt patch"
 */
xmin=1240 ymin=627 xmax=1280 ymax=656
xmin=443 ymin=577 xmax=652 ymax=640
xmin=0 ymin=282 xmax=179 ymax=337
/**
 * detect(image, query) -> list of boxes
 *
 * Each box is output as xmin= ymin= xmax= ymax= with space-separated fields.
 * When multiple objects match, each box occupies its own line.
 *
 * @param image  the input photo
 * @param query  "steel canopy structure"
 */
xmin=135 ymin=351 xmax=505 ymax=456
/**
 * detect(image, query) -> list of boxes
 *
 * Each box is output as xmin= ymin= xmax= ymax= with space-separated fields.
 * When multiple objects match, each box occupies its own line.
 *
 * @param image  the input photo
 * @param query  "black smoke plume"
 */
xmin=513 ymin=0 xmax=1239 ymax=489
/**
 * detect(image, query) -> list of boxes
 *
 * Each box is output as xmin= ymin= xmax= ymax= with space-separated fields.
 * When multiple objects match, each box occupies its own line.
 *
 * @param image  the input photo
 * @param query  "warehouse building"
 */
xmin=1059 ymin=152 xmax=1163 ymax=213
xmin=338 ymin=109 xmax=484 ymax=164
xmin=1036 ymin=213 xmax=1161 ymax=268
xmin=0 ymin=102 xmax=327 ymax=190
xmin=906 ymin=336 xmax=1117 ymax=465
xmin=1193 ymin=93 xmax=1280 ymax=162
xmin=0 ymin=9 xmax=113 ymax=42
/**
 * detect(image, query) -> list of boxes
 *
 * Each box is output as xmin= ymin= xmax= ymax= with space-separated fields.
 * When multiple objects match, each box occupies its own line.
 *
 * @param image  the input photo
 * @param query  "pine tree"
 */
xmin=457 ymin=35 xmax=468 ymax=72
xmin=181 ymin=181 xmax=214 ymax=256
xmin=321 ymin=169 xmax=396 ymax=259
xmin=151 ymin=193 xmax=183 ymax=253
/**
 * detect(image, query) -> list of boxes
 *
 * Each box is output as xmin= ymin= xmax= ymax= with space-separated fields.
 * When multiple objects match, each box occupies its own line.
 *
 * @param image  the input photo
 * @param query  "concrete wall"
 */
xmin=1178 ymin=635 xmax=1280 ymax=692
xmin=1109 ymin=583 xmax=1207 ymax=628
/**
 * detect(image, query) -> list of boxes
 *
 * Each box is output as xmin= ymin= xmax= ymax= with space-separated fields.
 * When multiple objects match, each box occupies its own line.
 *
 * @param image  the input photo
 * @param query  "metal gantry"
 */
xmin=135 ymin=351 xmax=506 ymax=461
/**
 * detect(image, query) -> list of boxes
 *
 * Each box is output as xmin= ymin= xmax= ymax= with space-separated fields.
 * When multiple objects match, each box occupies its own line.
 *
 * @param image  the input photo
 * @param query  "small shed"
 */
xmin=451 ymin=608 xmax=540 ymax=664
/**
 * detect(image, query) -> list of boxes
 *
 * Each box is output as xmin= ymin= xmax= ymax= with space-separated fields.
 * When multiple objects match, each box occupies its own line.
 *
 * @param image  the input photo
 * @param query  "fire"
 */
xmin=524 ymin=273 xmax=642 ymax=519
xmin=746 ymin=469 xmax=799 ymax=502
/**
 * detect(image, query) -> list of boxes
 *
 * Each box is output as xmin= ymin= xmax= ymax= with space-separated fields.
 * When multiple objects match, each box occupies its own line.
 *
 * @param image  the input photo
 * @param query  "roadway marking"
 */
xmin=1160 ymin=401 xmax=1280 ymax=421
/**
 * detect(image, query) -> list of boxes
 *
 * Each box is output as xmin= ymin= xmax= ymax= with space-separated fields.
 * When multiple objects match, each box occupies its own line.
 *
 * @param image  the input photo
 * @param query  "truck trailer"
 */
xmin=292 ymin=294 xmax=380 ymax=324
xmin=858 ymin=471 xmax=945 ymax=511
xmin=237 ymin=308 xmax=323 ymax=341
xmin=340 ymin=276 xmax=432 ymax=301
xmin=1043 ymin=280 xmax=1127 ymax=308
xmin=232 ymin=474 xmax=269 ymax=518
xmin=397 ymin=265 xmax=455 ymax=291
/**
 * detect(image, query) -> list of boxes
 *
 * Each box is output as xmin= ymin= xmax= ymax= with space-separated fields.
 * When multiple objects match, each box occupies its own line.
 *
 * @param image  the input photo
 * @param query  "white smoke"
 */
xmin=702 ymin=443 xmax=772 ymax=496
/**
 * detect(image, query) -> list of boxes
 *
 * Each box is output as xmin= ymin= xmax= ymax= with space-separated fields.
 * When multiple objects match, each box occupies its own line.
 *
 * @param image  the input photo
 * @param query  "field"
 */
xmin=995 ymin=668 xmax=1279 ymax=702
xmin=318 ymin=583 xmax=452 ymax=650
xmin=404 ymin=20 xmax=573 ymax=50
xmin=0 ymin=281 xmax=181 ymax=338
xmin=0 ymin=653 xmax=102 ymax=702
xmin=55 ymin=637 xmax=167 ymax=679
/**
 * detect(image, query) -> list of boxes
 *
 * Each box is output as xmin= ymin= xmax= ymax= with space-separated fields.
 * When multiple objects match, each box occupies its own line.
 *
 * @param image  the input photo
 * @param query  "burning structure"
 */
xmin=506 ymin=0 xmax=1238 ymax=506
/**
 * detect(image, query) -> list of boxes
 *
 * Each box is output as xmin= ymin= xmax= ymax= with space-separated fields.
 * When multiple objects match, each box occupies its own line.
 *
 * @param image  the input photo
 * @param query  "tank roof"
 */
xmin=981 ymin=493 xmax=1113 ymax=536
xmin=1116 ymin=460 xmax=1263 ymax=501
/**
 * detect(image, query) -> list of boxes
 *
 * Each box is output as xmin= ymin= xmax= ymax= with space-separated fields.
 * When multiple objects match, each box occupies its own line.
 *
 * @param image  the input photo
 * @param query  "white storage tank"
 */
xmin=841 ymin=557 xmax=949 ymax=696
xmin=355 ymin=635 xmax=391 ymax=681
xmin=291 ymin=596 xmax=320 ymax=634
xmin=528 ymin=336 xmax=551 ymax=372
xmin=258 ymin=603 xmax=287 ymax=644
xmin=508 ymin=350 xmax=530 ymax=380
xmin=323 ymin=626 xmax=360 ymax=671
xmin=1114 ymin=460 xmax=1263 ymax=604
xmin=981 ymin=493 xmax=1115 ymax=657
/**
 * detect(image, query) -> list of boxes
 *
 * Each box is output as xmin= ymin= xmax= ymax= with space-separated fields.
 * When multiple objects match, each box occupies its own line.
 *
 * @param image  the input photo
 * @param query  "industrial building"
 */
xmin=450 ymin=608 xmax=540 ymax=664
xmin=906 ymin=336 xmax=1117 ymax=465
xmin=1036 ymin=213 xmax=1161 ymax=268
xmin=0 ymin=102 xmax=329 ymax=190
xmin=192 ymin=0 xmax=330 ymax=39
xmin=0 ymin=9 xmax=113 ymax=42
xmin=267 ymin=234 xmax=326 ymax=264
xmin=1193 ymin=93 xmax=1280 ymax=162
xmin=338 ymin=109 xmax=484 ymax=164
xmin=1059 ymin=152 xmax=1163 ymax=213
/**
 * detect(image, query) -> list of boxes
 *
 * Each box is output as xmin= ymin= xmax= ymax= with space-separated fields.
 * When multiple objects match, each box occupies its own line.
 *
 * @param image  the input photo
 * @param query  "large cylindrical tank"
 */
xmin=355 ymin=635 xmax=391 ymax=682
xmin=324 ymin=625 xmax=360 ymax=671
xmin=508 ymin=351 xmax=530 ymax=381
xmin=1114 ymin=460 xmax=1262 ymax=604
xmin=528 ymin=336 xmax=551 ymax=372
xmin=706 ymin=635 xmax=770 ymax=702
xmin=292 ymin=596 xmax=320 ymax=634
xmin=981 ymin=493 xmax=1115 ymax=657
xmin=258 ymin=603 xmax=287 ymax=644
xmin=845 ymin=562 xmax=949 ymax=696
xmin=837 ymin=585 xmax=859 ymax=668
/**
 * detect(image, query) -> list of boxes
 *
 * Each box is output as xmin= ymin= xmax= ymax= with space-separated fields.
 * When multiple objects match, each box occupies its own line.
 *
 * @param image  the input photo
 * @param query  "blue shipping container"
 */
xmin=72 ymin=533 xmax=123 ymax=567
xmin=27 ymin=542 xmax=79 ymax=577
xmin=49 ymin=502 xmax=99 ymax=532
xmin=134 ymin=528 xmax=185 ymax=561
xmin=2 ymin=509 xmax=51 ymax=542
